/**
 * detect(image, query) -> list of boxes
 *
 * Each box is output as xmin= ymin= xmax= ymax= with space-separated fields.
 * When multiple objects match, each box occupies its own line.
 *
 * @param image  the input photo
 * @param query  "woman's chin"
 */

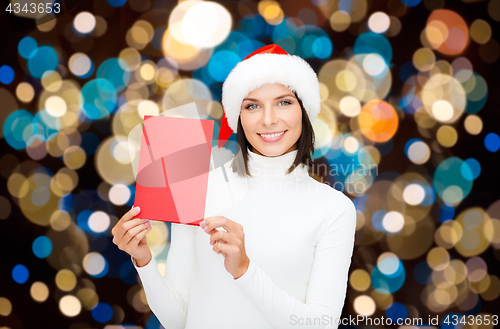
xmin=252 ymin=143 xmax=292 ymax=157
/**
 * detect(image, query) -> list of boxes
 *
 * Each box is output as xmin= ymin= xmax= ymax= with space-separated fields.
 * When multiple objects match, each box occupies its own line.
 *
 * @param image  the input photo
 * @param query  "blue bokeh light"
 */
xmin=401 ymin=0 xmax=421 ymax=7
xmin=0 ymin=65 xmax=15 ymax=84
xmin=385 ymin=302 xmax=408 ymax=322
xmin=12 ymin=264 xmax=29 ymax=284
xmin=96 ymin=58 xmax=130 ymax=92
xmin=33 ymin=110 xmax=61 ymax=141
xmin=27 ymin=46 xmax=59 ymax=79
xmin=439 ymin=204 xmax=455 ymax=223
xmin=484 ymin=133 xmax=500 ymax=152
xmin=80 ymin=79 xmax=118 ymax=120
xmin=371 ymin=258 xmax=406 ymax=294
xmin=371 ymin=210 xmax=387 ymax=232
xmin=91 ymin=302 xmax=114 ymax=323
xmin=32 ymin=236 xmax=53 ymax=258
xmin=3 ymin=109 xmax=34 ymax=150
xmin=208 ymin=50 xmax=240 ymax=82
xmin=239 ymin=14 xmax=269 ymax=39
xmin=18 ymin=36 xmax=38 ymax=59
xmin=354 ymin=32 xmax=392 ymax=64
xmin=146 ymin=314 xmax=163 ymax=329
xmin=106 ymin=0 xmax=127 ymax=7
xmin=462 ymin=158 xmax=481 ymax=181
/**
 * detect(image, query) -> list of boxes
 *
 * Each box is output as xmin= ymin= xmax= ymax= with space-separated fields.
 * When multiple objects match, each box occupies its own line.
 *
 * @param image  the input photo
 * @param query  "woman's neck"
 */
xmin=246 ymin=146 xmax=309 ymax=180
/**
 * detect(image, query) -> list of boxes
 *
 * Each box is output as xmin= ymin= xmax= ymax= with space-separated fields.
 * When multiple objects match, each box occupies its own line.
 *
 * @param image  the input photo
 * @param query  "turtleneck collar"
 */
xmin=246 ymin=147 xmax=310 ymax=180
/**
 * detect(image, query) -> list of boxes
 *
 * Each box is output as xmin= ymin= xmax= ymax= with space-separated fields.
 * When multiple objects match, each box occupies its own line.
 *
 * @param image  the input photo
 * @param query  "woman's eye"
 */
xmin=246 ymin=104 xmax=259 ymax=110
xmin=278 ymin=100 xmax=291 ymax=106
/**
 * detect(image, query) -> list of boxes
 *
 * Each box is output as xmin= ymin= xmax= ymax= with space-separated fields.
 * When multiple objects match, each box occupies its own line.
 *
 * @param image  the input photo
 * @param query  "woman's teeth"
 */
xmin=260 ymin=131 xmax=285 ymax=138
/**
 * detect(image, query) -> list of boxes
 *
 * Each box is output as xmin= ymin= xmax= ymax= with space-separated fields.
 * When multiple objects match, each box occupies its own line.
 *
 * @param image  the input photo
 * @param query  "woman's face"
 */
xmin=240 ymin=83 xmax=302 ymax=157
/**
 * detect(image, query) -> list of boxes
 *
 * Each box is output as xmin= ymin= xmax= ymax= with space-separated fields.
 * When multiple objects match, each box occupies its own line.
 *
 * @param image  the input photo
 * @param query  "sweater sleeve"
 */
xmin=132 ymin=222 xmax=196 ymax=329
xmin=234 ymin=195 xmax=357 ymax=329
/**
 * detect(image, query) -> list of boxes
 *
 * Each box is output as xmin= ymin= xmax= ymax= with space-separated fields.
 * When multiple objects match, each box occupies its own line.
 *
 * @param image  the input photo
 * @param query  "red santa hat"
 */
xmin=218 ymin=44 xmax=321 ymax=148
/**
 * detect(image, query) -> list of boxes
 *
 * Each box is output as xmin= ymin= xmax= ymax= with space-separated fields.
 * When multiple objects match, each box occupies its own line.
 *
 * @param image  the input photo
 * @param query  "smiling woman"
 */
xmin=113 ymin=44 xmax=357 ymax=329
xmin=241 ymin=83 xmax=302 ymax=155
xmin=234 ymin=83 xmax=316 ymax=176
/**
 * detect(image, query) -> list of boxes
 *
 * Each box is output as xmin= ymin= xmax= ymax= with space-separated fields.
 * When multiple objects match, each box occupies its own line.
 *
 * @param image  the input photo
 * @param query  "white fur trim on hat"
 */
xmin=221 ymin=53 xmax=321 ymax=132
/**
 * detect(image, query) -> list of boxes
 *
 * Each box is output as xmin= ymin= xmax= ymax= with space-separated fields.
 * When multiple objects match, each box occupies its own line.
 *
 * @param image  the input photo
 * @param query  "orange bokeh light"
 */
xmin=358 ymin=100 xmax=399 ymax=143
xmin=426 ymin=9 xmax=469 ymax=55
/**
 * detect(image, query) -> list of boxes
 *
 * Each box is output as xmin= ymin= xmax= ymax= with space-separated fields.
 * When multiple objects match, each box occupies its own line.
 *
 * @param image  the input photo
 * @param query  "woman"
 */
xmin=112 ymin=44 xmax=357 ymax=329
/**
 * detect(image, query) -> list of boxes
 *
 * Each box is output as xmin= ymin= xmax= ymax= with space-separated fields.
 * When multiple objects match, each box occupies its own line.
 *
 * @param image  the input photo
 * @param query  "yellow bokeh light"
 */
xmin=407 ymin=141 xmax=431 ymax=165
xmin=431 ymin=100 xmax=453 ymax=122
xmin=436 ymin=125 xmax=458 ymax=148
xmin=59 ymin=295 xmax=82 ymax=317
xmin=50 ymin=209 xmax=72 ymax=231
xmin=383 ymin=211 xmax=405 ymax=234
xmin=339 ymin=96 xmax=361 ymax=117
xmin=403 ymin=183 xmax=425 ymax=205
xmin=350 ymin=269 xmax=371 ymax=292
xmin=464 ymin=114 xmax=483 ymax=135
xmin=470 ymin=19 xmax=492 ymax=44
xmin=77 ymin=287 xmax=99 ymax=310
xmin=74 ymin=12 xmax=96 ymax=34
xmin=7 ymin=173 xmax=30 ymax=198
xmin=368 ymin=11 xmax=390 ymax=34
xmin=88 ymin=211 xmax=110 ymax=233
xmin=55 ymin=269 xmax=77 ymax=292
xmin=16 ymin=82 xmax=35 ymax=103
xmin=258 ymin=1 xmax=284 ymax=25
xmin=139 ymin=62 xmax=156 ymax=82
xmin=0 ymin=297 xmax=12 ymax=316
xmin=427 ymin=247 xmax=450 ymax=271
xmin=41 ymin=70 xmax=62 ymax=92
xmin=330 ymin=11 xmax=351 ymax=32
xmin=45 ymin=96 xmax=67 ymax=118
xmin=31 ymin=281 xmax=49 ymax=302
xmin=69 ymin=53 xmax=92 ymax=77
xmin=83 ymin=252 xmax=106 ymax=276
xmin=413 ymin=47 xmax=435 ymax=72
xmin=63 ymin=146 xmax=86 ymax=170
xmin=353 ymin=295 xmax=376 ymax=316
xmin=137 ymin=100 xmax=160 ymax=118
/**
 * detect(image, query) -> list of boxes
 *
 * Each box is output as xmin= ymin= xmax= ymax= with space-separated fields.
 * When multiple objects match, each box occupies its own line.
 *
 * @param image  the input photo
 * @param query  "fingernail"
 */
xmin=203 ymin=226 xmax=208 ymax=232
xmin=147 ymin=226 xmax=152 ymax=230
xmin=134 ymin=207 xmax=140 ymax=214
xmin=199 ymin=220 xmax=205 ymax=227
xmin=144 ymin=220 xmax=151 ymax=227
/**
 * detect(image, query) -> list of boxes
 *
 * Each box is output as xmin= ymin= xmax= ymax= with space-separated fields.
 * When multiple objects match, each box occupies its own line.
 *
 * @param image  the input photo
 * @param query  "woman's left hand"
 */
xmin=199 ymin=216 xmax=250 ymax=280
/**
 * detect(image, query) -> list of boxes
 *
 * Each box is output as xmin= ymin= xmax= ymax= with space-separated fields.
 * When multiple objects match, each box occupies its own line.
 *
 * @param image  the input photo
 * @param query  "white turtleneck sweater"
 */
xmin=132 ymin=148 xmax=357 ymax=329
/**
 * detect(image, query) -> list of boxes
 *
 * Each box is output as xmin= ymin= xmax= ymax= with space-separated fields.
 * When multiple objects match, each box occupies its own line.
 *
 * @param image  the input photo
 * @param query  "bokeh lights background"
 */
xmin=1 ymin=0 xmax=500 ymax=327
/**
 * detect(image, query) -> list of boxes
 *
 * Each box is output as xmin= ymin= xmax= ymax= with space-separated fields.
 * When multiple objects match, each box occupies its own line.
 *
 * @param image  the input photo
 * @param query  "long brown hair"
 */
xmin=230 ymin=91 xmax=315 ymax=177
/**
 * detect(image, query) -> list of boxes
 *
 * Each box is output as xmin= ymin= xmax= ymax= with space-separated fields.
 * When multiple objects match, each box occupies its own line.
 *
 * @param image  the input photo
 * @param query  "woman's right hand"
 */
xmin=112 ymin=206 xmax=153 ymax=267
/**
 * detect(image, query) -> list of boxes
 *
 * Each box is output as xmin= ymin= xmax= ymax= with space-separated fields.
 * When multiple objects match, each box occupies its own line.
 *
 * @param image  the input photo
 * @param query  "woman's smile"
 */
xmin=257 ymin=130 xmax=287 ymax=142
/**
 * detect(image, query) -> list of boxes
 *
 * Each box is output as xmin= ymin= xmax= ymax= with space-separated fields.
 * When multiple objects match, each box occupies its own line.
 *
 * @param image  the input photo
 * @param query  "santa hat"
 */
xmin=218 ymin=44 xmax=321 ymax=148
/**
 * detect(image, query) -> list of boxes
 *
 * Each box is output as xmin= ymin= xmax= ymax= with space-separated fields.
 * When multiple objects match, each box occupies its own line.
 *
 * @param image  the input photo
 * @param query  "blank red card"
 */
xmin=132 ymin=115 xmax=214 ymax=226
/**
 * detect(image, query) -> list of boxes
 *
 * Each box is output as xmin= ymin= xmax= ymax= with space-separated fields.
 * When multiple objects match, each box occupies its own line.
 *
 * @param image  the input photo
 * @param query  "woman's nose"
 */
xmin=260 ymin=105 xmax=278 ymax=126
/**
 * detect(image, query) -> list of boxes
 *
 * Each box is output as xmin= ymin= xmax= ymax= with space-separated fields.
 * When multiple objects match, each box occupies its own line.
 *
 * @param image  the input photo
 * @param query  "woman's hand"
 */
xmin=199 ymin=216 xmax=250 ymax=280
xmin=112 ymin=206 xmax=153 ymax=267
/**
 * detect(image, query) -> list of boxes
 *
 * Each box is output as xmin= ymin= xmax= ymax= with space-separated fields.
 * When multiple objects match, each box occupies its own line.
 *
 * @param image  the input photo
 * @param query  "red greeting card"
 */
xmin=132 ymin=115 xmax=214 ymax=226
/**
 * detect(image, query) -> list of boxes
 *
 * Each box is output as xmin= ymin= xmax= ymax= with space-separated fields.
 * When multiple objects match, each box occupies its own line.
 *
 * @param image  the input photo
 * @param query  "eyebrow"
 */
xmin=242 ymin=94 xmax=295 ymax=102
